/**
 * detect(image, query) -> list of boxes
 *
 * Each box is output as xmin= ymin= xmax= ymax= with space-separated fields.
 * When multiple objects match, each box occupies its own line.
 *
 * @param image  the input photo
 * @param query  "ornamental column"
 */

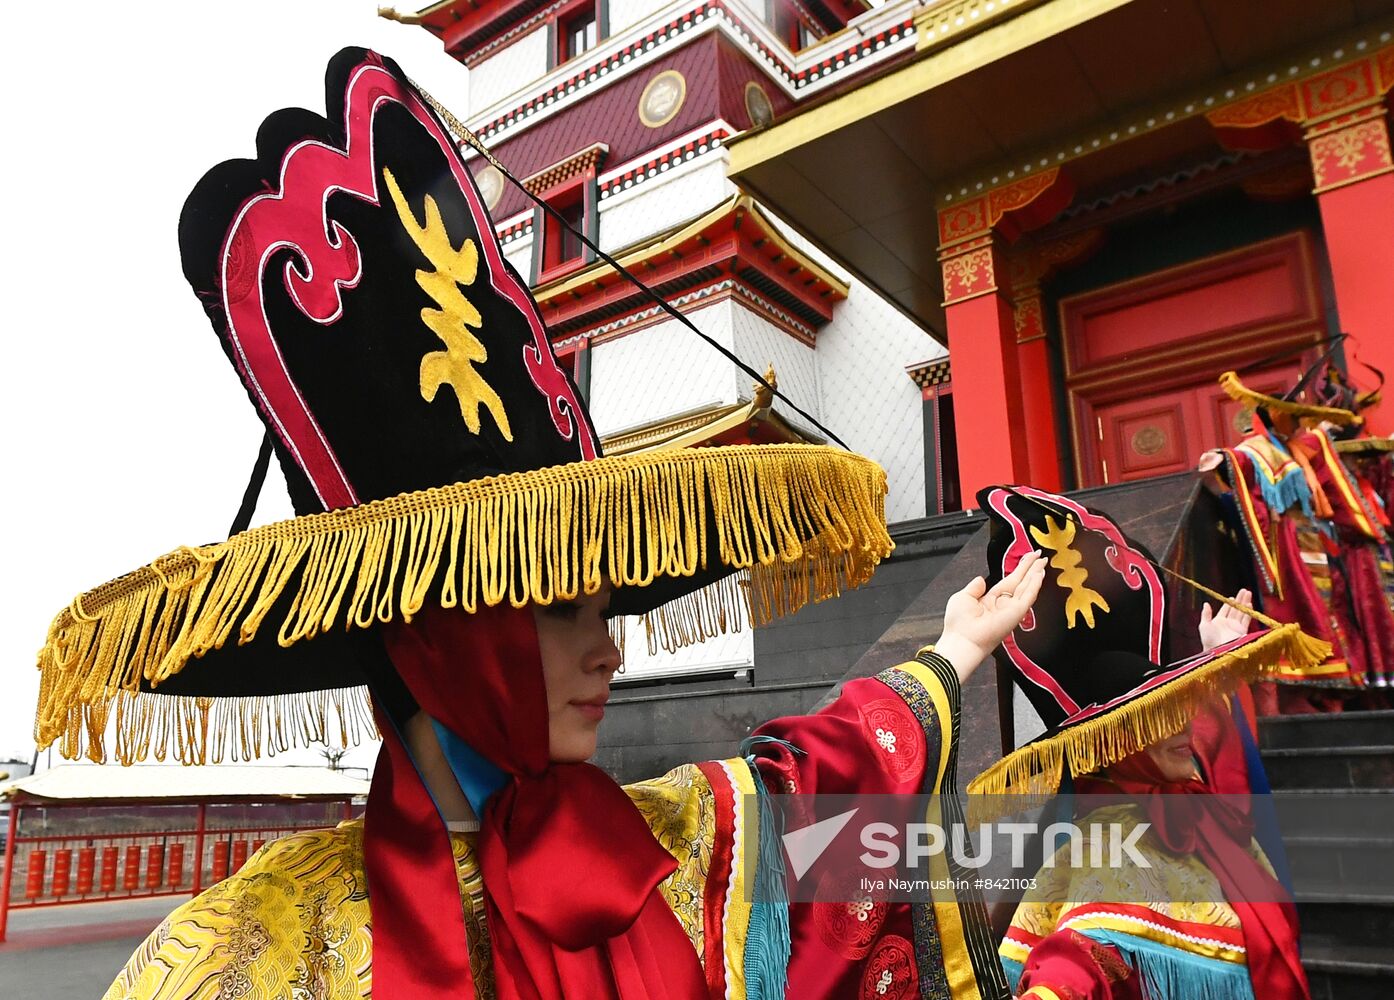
xmin=1208 ymin=49 xmax=1394 ymax=432
xmin=937 ymin=170 xmax=1073 ymax=503
xmin=1307 ymin=101 xmax=1394 ymax=433
xmin=939 ymin=235 xmax=1029 ymax=501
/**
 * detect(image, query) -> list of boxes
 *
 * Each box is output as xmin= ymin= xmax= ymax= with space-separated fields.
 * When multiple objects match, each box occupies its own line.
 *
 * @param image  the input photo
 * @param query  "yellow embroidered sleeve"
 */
xmin=102 ymin=825 xmax=373 ymax=1000
xmin=102 ymin=820 xmax=496 ymax=1000
xmin=624 ymin=762 xmax=715 ymax=961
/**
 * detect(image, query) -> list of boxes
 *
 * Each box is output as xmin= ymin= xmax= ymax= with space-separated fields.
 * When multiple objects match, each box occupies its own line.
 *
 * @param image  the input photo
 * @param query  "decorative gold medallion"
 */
xmin=1130 ymin=424 xmax=1167 ymax=457
xmin=744 ymin=81 xmax=774 ymax=128
xmin=639 ymin=70 xmax=687 ymax=128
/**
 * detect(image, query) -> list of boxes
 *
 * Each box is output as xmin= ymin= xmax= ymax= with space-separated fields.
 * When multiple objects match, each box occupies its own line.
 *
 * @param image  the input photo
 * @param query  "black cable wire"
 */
xmin=413 ymin=83 xmax=852 ymax=451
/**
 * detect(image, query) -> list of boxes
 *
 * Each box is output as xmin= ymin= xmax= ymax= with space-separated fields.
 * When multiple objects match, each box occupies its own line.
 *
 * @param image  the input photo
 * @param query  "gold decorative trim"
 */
xmin=968 ymin=623 xmax=1329 ymax=808
xmin=37 ymin=446 xmax=891 ymax=765
xmin=1219 ymin=370 xmax=1360 ymax=425
xmin=1334 ymin=436 xmax=1394 ymax=454
xmin=639 ymin=70 xmax=688 ymax=129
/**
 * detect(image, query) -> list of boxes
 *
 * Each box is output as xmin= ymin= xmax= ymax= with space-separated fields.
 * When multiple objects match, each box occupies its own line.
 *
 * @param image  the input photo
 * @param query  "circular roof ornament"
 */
xmin=744 ymin=81 xmax=774 ymax=128
xmin=473 ymin=164 xmax=504 ymax=211
xmin=639 ymin=70 xmax=687 ymax=128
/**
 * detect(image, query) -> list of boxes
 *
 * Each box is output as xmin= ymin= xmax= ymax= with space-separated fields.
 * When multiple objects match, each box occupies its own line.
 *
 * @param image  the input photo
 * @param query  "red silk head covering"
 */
xmin=1076 ymin=701 xmax=1310 ymax=1000
xmin=363 ymin=601 xmax=707 ymax=1000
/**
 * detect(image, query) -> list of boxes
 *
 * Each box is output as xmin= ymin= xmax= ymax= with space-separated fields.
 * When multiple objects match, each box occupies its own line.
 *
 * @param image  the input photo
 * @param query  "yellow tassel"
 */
xmin=966 ymin=622 xmax=1330 ymax=819
xmin=35 ymin=445 xmax=892 ymax=765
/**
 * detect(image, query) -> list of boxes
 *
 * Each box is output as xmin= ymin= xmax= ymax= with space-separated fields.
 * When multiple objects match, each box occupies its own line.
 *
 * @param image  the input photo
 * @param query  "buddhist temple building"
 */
xmin=726 ymin=0 xmax=1394 ymax=500
xmin=388 ymin=0 xmax=1394 ymax=777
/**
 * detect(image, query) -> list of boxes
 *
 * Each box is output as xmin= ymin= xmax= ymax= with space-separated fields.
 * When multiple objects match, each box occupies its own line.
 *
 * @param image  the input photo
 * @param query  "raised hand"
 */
xmin=934 ymin=551 xmax=1048 ymax=683
xmin=1198 ymin=588 xmax=1253 ymax=652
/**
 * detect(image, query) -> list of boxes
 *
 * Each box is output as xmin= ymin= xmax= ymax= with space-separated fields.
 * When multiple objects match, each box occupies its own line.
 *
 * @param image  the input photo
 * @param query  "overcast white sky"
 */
xmin=2 ymin=3 xmax=473 ymax=769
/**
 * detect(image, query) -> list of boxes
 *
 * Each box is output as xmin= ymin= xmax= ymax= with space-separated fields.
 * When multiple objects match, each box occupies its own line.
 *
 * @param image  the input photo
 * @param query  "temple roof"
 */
xmin=602 ymin=366 xmax=822 ymax=454
xmin=534 ymin=194 xmax=850 ymax=338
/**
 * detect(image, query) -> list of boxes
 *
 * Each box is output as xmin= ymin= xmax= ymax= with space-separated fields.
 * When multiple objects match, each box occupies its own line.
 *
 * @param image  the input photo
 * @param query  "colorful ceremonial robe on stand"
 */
xmin=1293 ymin=425 xmax=1394 ymax=688
xmin=1000 ymin=701 xmax=1307 ymax=1000
xmin=105 ymin=651 xmax=1009 ymax=1000
xmin=1213 ymin=433 xmax=1357 ymax=710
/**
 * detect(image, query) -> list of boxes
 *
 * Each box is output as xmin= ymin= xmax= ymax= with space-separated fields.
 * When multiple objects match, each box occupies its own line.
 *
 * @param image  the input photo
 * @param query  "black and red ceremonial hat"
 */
xmin=968 ymin=485 xmax=1327 ymax=800
xmin=33 ymin=48 xmax=892 ymax=765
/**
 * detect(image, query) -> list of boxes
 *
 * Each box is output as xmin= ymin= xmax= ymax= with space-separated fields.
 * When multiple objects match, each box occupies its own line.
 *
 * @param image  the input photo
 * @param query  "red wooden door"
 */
xmin=1092 ymin=364 xmax=1304 ymax=484
xmin=1061 ymin=232 xmax=1329 ymax=487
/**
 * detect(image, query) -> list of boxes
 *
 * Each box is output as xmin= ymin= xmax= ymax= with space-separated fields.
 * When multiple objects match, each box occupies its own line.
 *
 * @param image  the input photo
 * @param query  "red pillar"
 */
xmin=1307 ymin=105 xmax=1394 ymax=434
xmin=190 ymin=804 xmax=207 ymax=896
xmin=941 ymin=237 xmax=1031 ymax=503
xmin=1011 ymin=285 xmax=1064 ymax=492
xmin=0 ymin=803 xmax=18 ymax=943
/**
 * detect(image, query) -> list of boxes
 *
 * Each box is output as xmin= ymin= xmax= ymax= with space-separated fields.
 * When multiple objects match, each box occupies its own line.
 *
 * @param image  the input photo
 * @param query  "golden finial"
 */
xmin=378 ymin=7 xmax=424 ymax=25
xmin=752 ymin=364 xmax=777 ymax=410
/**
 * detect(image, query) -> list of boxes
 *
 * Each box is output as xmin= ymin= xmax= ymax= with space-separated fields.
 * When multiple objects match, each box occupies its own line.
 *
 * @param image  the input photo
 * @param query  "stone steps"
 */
xmin=1260 ymin=711 xmax=1394 ymax=1000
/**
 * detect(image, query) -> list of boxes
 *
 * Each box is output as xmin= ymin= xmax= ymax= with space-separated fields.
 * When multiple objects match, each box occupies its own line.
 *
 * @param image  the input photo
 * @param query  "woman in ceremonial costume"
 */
xmin=33 ymin=48 xmax=1051 ymax=1000
xmin=1199 ymin=372 xmax=1366 ymax=711
xmin=1310 ymin=364 xmax=1394 ymax=690
xmin=964 ymin=487 xmax=1319 ymax=1000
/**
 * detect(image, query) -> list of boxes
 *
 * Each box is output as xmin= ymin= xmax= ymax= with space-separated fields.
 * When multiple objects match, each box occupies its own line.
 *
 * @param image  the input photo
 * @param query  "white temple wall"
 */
xmin=587 ymin=299 xmax=739 ymax=437
xmin=614 ymin=622 xmax=754 ymax=683
xmin=597 ymin=155 xmax=732 ymax=253
xmin=467 ymin=26 xmax=551 ymax=115
xmin=815 ymin=283 xmax=938 ymax=524
xmin=606 ymin=0 xmax=678 ymax=37
xmin=502 ymin=232 xmax=534 ymax=282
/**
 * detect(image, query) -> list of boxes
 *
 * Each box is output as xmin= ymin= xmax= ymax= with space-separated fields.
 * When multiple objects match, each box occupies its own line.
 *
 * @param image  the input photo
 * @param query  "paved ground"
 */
xmin=0 ymin=897 xmax=177 ymax=999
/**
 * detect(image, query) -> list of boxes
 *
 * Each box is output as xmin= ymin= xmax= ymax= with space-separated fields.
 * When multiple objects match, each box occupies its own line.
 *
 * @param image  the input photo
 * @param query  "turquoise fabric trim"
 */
xmin=1255 ymin=433 xmax=1314 ymax=519
xmin=1079 ymin=928 xmax=1255 ymax=1000
xmin=739 ymin=734 xmax=806 ymax=758
xmin=430 ymin=718 xmax=508 ymax=817
xmin=1000 ymin=955 xmax=1025 ymax=992
xmin=742 ymin=758 xmax=791 ymax=1000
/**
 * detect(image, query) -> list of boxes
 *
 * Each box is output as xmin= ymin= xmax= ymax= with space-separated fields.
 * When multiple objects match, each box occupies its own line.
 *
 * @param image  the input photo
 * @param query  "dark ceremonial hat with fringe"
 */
xmin=35 ymin=48 xmax=892 ymax=765
xmin=968 ymin=485 xmax=1328 ymax=803
xmin=1219 ymin=369 xmax=1360 ymax=426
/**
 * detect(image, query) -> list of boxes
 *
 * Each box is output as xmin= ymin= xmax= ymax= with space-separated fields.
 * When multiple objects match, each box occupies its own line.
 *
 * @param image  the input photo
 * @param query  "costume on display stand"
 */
xmin=1314 ymin=363 xmax=1394 ymax=690
xmin=1201 ymin=372 xmax=1367 ymax=711
xmin=968 ymin=487 xmax=1320 ymax=1000
xmin=30 ymin=47 xmax=1025 ymax=1000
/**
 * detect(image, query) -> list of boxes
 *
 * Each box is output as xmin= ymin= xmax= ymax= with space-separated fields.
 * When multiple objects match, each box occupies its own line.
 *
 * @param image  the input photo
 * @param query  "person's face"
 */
xmin=532 ymin=585 xmax=621 ymax=763
xmin=1141 ymin=722 xmax=1198 ymax=784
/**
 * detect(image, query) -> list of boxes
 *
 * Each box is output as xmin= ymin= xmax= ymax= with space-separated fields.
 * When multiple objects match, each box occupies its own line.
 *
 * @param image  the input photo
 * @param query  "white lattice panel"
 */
xmin=468 ymin=26 xmax=551 ymax=116
xmin=615 ymin=613 xmax=754 ymax=681
xmin=598 ymin=157 xmax=733 ymax=252
xmin=729 ymin=303 xmax=820 ymax=421
xmin=503 ymin=233 xmax=534 ymax=281
xmin=607 ymin=0 xmax=677 ymax=36
xmin=817 ymin=282 xmax=939 ymax=523
xmin=588 ymin=300 xmax=738 ymax=436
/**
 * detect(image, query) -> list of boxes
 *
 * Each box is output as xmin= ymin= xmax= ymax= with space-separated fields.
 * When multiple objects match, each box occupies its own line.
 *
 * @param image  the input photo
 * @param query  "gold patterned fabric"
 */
xmin=105 ymin=764 xmax=735 ymax=1000
xmin=1000 ymin=803 xmax=1269 ymax=981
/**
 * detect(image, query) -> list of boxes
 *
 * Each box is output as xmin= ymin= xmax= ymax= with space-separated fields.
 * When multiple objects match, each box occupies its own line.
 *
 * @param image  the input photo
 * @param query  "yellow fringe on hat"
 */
xmin=965 ymin=622 xmax=1330 ymax=817
xmin=1218 ymin=371 xmax=1360 ymax=426
xmin=36 ymin=444 xmax=891 ymax=765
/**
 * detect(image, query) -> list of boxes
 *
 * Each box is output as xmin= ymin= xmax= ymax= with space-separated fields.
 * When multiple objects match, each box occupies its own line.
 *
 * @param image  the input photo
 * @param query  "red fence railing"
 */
xmin=0 ymin=798 xmax=356 ymax=942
